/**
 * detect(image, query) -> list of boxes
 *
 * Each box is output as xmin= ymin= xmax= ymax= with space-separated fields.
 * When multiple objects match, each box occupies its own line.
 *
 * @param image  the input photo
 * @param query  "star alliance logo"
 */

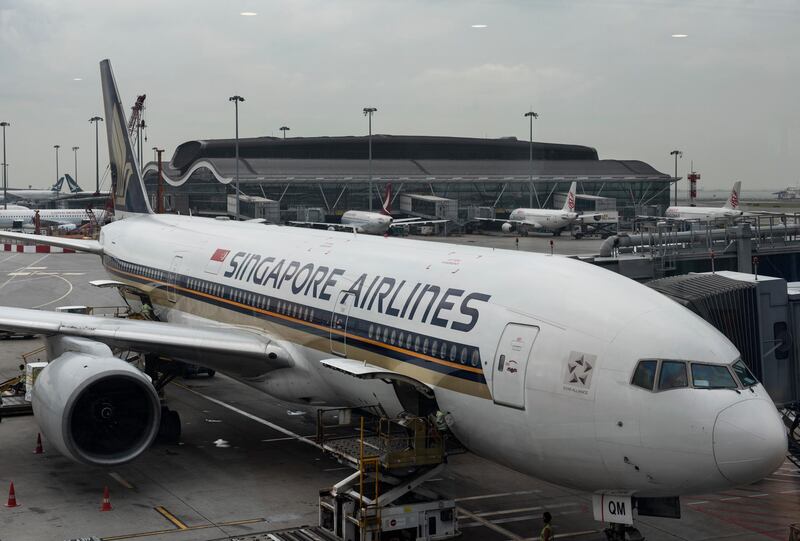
xmin=562 ymin=351 xmax=597 ymax=396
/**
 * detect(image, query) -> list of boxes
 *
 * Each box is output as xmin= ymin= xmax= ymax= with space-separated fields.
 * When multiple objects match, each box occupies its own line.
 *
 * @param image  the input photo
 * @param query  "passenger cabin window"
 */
xmin=691 ymin=363 xmax=737 ymax=389
xmin=631 ymin=360 xmax=657 ymax=390
xmin=658 ymin=361 xmax=688 ymax=390
xmin=732 ymin=359 xmax=758 ymax=387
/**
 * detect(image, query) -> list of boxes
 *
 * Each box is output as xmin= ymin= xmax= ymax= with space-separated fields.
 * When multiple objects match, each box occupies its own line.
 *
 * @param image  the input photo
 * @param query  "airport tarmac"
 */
xmin=1 ymin=252 xmax=799 ymax=541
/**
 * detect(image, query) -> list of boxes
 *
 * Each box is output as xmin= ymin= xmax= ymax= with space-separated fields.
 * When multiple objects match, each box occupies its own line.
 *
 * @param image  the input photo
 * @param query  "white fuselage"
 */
xmin=341 ymin=210 xmax=393 ymax=235
xmin=98 ymin=214 xmax=786 ymax=497
xmin=509 ymin=208 xmax=577 ymax=232
xmin=0 ymin=189 xmax=60 ymax=203
xmin=665 ymin=206 xmax=743 ymax=221
xmin=0 ymin=208 xmax=105 ymax=229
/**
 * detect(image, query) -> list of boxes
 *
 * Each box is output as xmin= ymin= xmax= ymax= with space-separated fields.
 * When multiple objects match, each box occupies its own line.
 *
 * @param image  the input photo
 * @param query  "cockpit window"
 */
xmin=631 ymin=360 xmax=657 ymax=391
xmin=732 ymin=359 xmax=758 ymax=387
xmin=690 ymin=363 xmax=737 ymax=389
xmin=658 ymin=361 xmax=688 ymax=390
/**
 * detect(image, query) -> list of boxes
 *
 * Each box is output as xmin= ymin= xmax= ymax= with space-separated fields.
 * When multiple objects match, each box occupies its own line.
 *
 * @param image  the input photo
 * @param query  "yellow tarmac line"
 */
xmin=101 ymin=518 xmax=264 ymax=540
xmin=154 ymin=506 xmax=189 ymax=530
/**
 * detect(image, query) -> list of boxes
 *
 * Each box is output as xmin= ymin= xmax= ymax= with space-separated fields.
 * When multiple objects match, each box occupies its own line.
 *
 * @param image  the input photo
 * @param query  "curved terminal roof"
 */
xmin=171 ymin=134 xmax=599 ymax=171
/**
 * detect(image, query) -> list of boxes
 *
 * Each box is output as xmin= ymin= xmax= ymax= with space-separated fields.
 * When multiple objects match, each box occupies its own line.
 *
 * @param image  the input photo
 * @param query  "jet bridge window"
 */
xmin=690 ymin=363 xmax=737 ymax=389
xmin=732 ymin=359 xmax=758 ymax=387
xmin=658 ymin=361 xmax=688 ymax=390
xmin=631 ymin=360 xmax=657 ymax=391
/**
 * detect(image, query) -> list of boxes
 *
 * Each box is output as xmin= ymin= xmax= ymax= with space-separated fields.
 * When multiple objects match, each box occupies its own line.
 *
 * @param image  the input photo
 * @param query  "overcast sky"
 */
xmin=1 ymin=0 xmax=798 ymax=192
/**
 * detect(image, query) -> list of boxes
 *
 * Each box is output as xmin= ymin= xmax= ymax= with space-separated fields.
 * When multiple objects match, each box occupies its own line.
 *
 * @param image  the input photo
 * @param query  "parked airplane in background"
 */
xmin=1 ymin=175 xmax=85 ymax=204
xmin=478 ymin=181 xmax=601 ymax=237
xmin=0 ymin=206 xmax=106 ymax=231
xmin=664 ymin=181 xmax=743 ymax=221
xmin=290 ymin=184 xmax=447 ymax=235
xmin=0 ymin=60 xmax=787 ymax=534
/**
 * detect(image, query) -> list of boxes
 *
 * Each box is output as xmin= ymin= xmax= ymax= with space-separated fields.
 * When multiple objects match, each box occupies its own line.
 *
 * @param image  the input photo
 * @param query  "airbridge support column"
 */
xmin=735 ymin=224 xmax=753 ymax=274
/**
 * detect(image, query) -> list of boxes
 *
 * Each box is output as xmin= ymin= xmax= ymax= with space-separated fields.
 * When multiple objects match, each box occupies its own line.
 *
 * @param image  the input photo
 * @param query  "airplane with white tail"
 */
xmin=290 ymin=183 xmax=447 ymax=235
xmin=477 ymin=181 xmax=602 ymax=237
xmin=0 ymin=60 xmax=787 ymax=535
xmin=665 ymin=181 xmax=743 ymax=221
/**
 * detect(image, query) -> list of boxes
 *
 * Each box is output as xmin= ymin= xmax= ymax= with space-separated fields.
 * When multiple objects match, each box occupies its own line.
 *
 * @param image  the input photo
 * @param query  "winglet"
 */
xmin=100 ymin=59 xmax=153 ymax=216
xmin=723 ymin=181 xmax=741 ymax=210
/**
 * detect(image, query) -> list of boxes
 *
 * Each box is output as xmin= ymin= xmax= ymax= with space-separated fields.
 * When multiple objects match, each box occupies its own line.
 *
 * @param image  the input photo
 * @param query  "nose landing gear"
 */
xmin=604 ymin=524 xmax=644 ymax=541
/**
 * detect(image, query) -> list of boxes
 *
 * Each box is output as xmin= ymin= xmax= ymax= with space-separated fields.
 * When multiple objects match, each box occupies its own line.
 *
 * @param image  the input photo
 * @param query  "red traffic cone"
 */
xmin=100 ymin=486 xmax=112 ymax=512
xmin=5 ymin=482 xmax=20 ymax=508
xmin=33 ymin=433 xmax=44 ymax=454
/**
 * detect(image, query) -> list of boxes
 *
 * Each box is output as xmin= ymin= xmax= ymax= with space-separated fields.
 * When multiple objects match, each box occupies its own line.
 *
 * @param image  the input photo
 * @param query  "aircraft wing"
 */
xmin=473 ymin=217 xmax=541 ymax=228
xmin=0 ymin=306 xmax=291 ymax=377
xmin=287 ymin=221 xmax=357 ymax=232
xmin=0 ymin=230 xmax=103 ymax=254
xmin=390 ymin=219 xmax=449 ymax=228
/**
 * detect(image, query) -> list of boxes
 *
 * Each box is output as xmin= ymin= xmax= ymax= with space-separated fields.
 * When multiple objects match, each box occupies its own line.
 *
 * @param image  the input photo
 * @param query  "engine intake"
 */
xmin=33 ymin=352 xmax=160 ymax=466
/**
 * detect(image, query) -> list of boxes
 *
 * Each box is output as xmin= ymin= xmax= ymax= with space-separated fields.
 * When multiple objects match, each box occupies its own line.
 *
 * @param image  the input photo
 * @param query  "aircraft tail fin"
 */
xmin=51 ymin=176 xmax=65 ymax=192
xmin=380 ymin=182 xmax=393 ymax=215
xmin=562 ymin=181 xmax=577 ymax=211
xmin=100 ymin=59 xmax=153 ymax=216
xmin=723 ymin=181 xmax=741 ymax=209
xmin=64 ymin=173 xmax=83 ymax=193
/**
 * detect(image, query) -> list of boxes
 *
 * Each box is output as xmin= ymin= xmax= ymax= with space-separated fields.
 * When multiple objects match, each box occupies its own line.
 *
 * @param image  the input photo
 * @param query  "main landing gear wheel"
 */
xmin=157 ymin=407 xmax=181 ymax=444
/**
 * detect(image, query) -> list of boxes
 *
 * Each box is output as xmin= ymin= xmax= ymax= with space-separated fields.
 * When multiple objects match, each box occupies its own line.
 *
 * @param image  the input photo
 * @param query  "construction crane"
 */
xmin=127 ymin=94 xmax=146 ymax=136
xmin=127 ymin=94 xmax=147 ymax=168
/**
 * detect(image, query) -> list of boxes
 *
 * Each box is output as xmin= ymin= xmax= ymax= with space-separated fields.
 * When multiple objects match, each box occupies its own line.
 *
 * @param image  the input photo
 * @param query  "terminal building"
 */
xmin=141 ymin=134 xmax=672 ymax=224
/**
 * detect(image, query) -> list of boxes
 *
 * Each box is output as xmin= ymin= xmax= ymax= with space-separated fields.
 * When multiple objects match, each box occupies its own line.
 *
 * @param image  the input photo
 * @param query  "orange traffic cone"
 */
xmin=100 ymin=486 xmax=112 ymax=512
xmin=5 ymin=482 xmax=20 ymax=508
xmin=33 ymin=433 xmax=44 ymax=454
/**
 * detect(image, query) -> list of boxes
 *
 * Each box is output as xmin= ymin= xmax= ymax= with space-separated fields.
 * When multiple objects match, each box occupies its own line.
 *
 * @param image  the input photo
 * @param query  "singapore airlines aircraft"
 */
xmin=0 ymin=206 xmax=105 ymax=231
xmin=478 ymin=181 xmax=602 ymax=237
xmin=664 ymin=181 xmax=743 ymax=221
xmin=290 ymin=184 xmax=447 ymax=235
xmin=0 ymin=61 xmax=787 ymax=530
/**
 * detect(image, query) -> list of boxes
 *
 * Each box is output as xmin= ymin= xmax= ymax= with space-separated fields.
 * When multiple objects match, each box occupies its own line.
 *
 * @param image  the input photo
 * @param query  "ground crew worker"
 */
xmin=141 ymin=301 xmax=154 ymax=320
xmin=540 ymin=511 xmax=552 ymax=541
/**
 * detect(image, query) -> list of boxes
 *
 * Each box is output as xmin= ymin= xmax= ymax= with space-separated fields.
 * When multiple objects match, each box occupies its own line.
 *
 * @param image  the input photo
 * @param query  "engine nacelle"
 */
xmin=501 ymin=222 xmax=513 ymax=233
xmin=33 ymin=352 xmax=161 ymax=466
xmin=57 ymin=223 xmax=77 ymax=232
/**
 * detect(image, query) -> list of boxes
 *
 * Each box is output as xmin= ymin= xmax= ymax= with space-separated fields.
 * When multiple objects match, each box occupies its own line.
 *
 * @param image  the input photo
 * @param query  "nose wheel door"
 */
xmin=492 ymin=324 xmax=539 ymax=409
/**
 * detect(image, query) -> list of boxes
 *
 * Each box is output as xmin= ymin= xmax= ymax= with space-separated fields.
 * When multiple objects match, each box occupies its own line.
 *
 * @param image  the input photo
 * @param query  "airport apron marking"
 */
xmin=103 ymin=255 xmax=487 ymax=385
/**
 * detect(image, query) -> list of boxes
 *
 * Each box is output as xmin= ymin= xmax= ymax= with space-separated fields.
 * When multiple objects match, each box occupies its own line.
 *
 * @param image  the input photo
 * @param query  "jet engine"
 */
xmin=32 ymin=352 xmax=161 ymax=466
xmin=57 ymin=223 xmax=77 ymax=232
xmin=501 ymin=222 xmax=513 ymax=233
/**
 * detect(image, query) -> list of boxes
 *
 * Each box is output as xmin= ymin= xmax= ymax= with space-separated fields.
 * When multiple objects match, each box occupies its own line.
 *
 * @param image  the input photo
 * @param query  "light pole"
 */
xmin=670 ymin=149 xmax=683 ymax=206
xmin=72 ymin=146 xmax=79 ymax=183
xmin=1 ymin=121 xmax=9 ymax=210
xmin=280 ymin=126 xmax=290 ymax=139
xmin=524 ymin=111 xmax=540 ymax=208
xmin=54 ymin=145 xmax=61 ymax=186
xmin=363 ymin=107 xmax=377 ymax=211
xmin=229 ymin=95 xmax=245 ymax=219
xmin=89 ymin=116 xmax=103 ymax=194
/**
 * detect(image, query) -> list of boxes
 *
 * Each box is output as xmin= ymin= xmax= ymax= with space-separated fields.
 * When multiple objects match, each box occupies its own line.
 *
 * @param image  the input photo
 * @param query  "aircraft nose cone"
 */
xmin=713 ymin=399 xmax=787 ymax=485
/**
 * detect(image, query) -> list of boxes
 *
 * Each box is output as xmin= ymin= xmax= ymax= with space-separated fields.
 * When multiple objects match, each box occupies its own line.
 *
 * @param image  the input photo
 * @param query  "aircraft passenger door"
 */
xmin=492 ymin=324 xmax=540 ymax=409
xmin=330 ymin=290 xmax=353 ymax=357
xmin=167 ymin=255 xmax=183 ymax=303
